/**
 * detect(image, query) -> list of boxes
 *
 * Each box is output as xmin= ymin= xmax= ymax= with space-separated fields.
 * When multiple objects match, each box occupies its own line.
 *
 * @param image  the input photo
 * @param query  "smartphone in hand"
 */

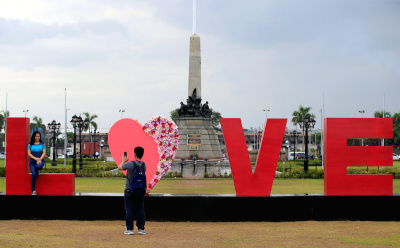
xmin=124 ymin=152 xmax=127 ymax=157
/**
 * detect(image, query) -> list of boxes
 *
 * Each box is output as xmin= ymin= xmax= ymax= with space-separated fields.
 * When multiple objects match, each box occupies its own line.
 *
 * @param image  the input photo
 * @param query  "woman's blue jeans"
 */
xmin=124 ymin=189 xmax=145 ymax=230
xmin=29 ymin=161 xmax=39 ymax=192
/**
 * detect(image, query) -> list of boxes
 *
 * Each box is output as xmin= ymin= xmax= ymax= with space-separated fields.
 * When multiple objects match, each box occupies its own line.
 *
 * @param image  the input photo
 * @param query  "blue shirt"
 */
xmin=27 ymin=143 xmax=46 ymax=161
xmin=28 ymin=143 xmax=46 ymax=152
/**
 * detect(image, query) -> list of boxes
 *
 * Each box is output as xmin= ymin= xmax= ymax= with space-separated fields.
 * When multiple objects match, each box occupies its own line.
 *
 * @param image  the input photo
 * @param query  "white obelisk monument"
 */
xmin=188 ymin=33 xmax=201 ymax=99
xmin=188 ymin=0 xmax=201 ymax=99
xmin=175 ymin=0 xmax=222 ymax=169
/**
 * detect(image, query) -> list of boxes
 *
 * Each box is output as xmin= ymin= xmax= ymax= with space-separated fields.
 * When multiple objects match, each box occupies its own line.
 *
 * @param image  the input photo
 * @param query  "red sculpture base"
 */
xmin=6 ymin=118 xmax=75 ymax=195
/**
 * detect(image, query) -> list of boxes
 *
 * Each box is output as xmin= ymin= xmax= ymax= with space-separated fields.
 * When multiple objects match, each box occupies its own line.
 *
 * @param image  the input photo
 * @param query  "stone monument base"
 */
xmin=176 ymin=117 xmax=222 ymax=159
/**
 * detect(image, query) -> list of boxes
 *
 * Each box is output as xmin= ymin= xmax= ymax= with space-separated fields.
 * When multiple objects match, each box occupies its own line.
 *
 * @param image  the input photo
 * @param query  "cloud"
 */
xmin=0 ymin=18 xmax=128 ymax=46
xmin=0 ymin=0 xmax=399 ymax=132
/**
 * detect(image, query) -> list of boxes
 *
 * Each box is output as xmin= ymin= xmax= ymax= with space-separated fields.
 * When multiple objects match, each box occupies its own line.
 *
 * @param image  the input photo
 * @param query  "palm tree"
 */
xmin=83 ymin=112 xmax=98 ymax=157
xmin=292 ymin=105 xmax=315 ymax=151
xmin=291 ymin=105 xmax=315 ymax=126
xmin=30 ymin=116 xmax=46 ymax=134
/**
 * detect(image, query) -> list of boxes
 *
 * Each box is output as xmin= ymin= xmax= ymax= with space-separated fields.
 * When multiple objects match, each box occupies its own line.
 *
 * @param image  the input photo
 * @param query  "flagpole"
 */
xmin=64 ymin=88 xmax=67 ymax=168
xmin=321 ymin=92 xmax=324 ymax=169
xmin=382 ymin=94 xmax=385 ymax=170
xmin=5 ymin=93 xmax=7 ymax=168
xmin=256 ymin=128 xmax=258 ymax=150
xmin=253 ymin=129 xmax=255 ymax=150
xmin=382 ymin=94 xmax=386 ymax=169
xmin=257 ymin=127 xmax=260 ymax=151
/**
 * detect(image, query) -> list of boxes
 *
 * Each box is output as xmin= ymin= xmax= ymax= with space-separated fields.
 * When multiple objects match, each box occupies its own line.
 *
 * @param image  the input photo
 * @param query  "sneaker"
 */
xmin=32 ymin=191 xmax=37 ymax=195
xmin=124 ymin=230 xmax=134 ymax=235
xmin=138 ymin=229 xmax=146 ymax=235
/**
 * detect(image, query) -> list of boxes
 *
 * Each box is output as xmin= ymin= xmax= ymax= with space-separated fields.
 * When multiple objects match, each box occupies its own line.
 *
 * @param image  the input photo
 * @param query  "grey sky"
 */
xmin=1 ymin=0 xmax=399 ymax=133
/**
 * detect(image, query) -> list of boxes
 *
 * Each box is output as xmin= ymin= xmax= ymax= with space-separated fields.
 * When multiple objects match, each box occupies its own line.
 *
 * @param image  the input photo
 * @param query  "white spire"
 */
xmin=193 ymin=0 xmax=197 ymax=34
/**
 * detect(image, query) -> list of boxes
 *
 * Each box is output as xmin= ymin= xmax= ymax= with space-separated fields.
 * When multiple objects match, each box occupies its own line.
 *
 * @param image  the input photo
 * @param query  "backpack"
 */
xmin=129 ymin=161 xmax=147 ymax=195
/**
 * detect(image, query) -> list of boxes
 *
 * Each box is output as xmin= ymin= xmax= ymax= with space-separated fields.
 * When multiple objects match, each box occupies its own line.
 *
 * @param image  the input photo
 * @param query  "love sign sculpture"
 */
xmin=5 ymin=117 xmax=393 ymax=197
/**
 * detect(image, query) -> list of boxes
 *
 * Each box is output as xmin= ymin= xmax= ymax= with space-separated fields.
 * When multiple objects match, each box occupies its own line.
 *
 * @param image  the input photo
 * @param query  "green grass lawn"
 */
xmin=1 ymin=158 xmax=400 ymax=194
xmin=1 ymin=177 xmax=400 ymax=194
xmin=2 ymin=159 xmax=400 ymax=174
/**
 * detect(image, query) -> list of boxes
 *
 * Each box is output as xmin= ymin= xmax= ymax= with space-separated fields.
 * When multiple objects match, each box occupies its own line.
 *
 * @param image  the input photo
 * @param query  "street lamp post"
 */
xmin=315 ymin=131 xmax=317 ymax=157
xmin=47 ymin=120 xmax=61 ymax=167
xmin=70 ymin=115 xmax=80 ymax=174
xmin=359 ymin=110 xmax=365 ymax=146
xmin=204 ymin=157 xmax=209 ymax=176
xmin=91 ymin=130 xmax=99 ymax=158
xmin=192 ymin=156 xmax=197 ymax=176
xmin=23 ymin=110 xmax=29 ymax=117
xmin=291 ymin=130 xmax=300 ymax=159
xmin=320 ymin=109 xmax=323 ymax=166
xmin=263 ymin=109 xmax=270 ymax=122
xmin=119 ymin=109 xmax=125 ymax=119
xmin=180 ymin=157 xmax=185 ymax=177
xmin=299 ymin=114 xmax=316 ymax=172
xmin=77 ymin=117 xmax=87 ymax=170
xmin=99 ymin=139 xmax=104 ymax=159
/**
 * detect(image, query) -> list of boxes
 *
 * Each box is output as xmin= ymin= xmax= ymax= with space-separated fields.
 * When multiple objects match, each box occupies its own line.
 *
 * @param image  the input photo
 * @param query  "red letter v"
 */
xmin=220 ymin=118 xmax=287 ymax=196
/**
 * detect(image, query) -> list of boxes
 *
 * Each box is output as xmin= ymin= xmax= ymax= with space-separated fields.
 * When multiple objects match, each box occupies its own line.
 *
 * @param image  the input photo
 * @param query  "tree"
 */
xmin=67 ymin=132 xmax=74 ymax=142
xmin=392 ymin=113 xmax=400 ymax=147
xmin=49 ymin=129 xmax=63 ymax=156
xmin=83 ymin=112 xmax=98 ymax=157
xmin=170 ymin=108 xmax=179 ymax=123
xmin=0 ymin=110 xmax=10 ymax=133
xmin=0 ymin=110 xmax=9 ymax=149
xmin=170 ymin=108 xmax=222 ymax=130
xmin=211 ymin=110 xmax=222 ymax=130
xmin=83 ymin=112 xmax=98 ymax=133
xmin=292 ymin=105 xmax=316 ymax=150
xmin=347 ymin=139 xmax=362 ymax=146
xmin=55 ymin=130 xmax=65 ymax=148
xmin=373 ymin=110 xmax=394 ymax=146
xmin=30 ymin=116 xmax=46 ymax=135
xmin=374 ymin=111 xmax=392 ymax=118
xmin=291 ymin=105 xmax=316 ymax=126
xmin=311 ymin=132 xmax=321 ymax=144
